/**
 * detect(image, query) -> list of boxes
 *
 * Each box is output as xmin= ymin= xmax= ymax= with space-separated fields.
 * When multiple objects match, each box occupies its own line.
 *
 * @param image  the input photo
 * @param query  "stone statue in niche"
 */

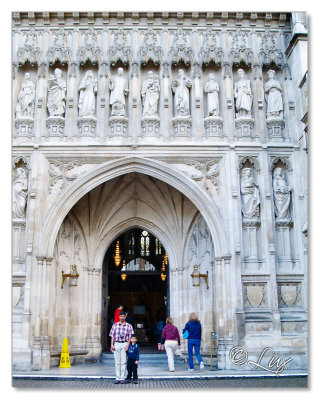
xmin=171 ymin=69 xmax=192 ymax=116
xmin=109 ymin=67 xmax=129 ymax=117
xmin=204 ymin=73 xmax=220 ymax=117
xmin=240 ymin=168 xmax=260 ymax=219
xmin=12 ymin=167 xmax=28 ymax=219
xmin=141 ymin=71 xmax=160 ymax=118
xmin=15 ymin=73 xmax=35 ymax=118
xmin=47 ymin=68 xmax=67 ymax=117
xmin=265 ymin=70 xmax=283 ymax=119
xmin=78 ymin=70 xmax=97 ymax=117
xmin=234 ymin=69 xmax=253 ymax=117
xmin=273 ymin=167 xmax=292 ymax=219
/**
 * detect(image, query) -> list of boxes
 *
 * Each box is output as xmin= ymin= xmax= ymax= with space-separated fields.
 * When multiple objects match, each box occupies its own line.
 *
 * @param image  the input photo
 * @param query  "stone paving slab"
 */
xmin=12 ymin=376 xmax=308 ymax=388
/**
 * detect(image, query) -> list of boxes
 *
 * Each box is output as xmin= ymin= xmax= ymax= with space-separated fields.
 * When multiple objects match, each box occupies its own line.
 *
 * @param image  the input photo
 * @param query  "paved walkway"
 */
xmin=13 ymin=362 xmax=307 ymax=380
xmin=12 ymin=376 xmax=307 ymax=388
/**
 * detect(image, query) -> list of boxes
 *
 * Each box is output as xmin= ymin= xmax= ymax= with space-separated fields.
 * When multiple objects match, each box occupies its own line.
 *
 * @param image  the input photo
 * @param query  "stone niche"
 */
xmin=108 ymin=64 xmax=129 ymax=139
xmin=140 ymin=64 xmax=161 ymax=139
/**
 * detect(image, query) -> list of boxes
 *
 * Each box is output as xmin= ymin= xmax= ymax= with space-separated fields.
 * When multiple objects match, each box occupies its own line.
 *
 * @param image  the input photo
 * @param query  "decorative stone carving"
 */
xmin=234 ymin=68 xmax=254 ymax=138
xmin=77 ymin=117 xmax=97 ymax=137
xmin=234 ymin=69 xmax=253 ymax=118
xmin=229 ymin=29 xmax=253 ymax=67
xmin=199 ymin=28 xmax=223 ymax=66
xmin=47 ymin=28 xmax=71 ymax=65
xmin=108 ymin=28 xmax=132 ymax=66
xmin=186 ymin=160 xmax=220 ymax=197
xmin=15 ymin=72 xmax=35 ymax=138
xmin=273 ymin=167 xmax=292 ymax=222
xmin=109 ymin=116 xmax=128 ymax=138
xmin=141 ymin=71 xmax=160 ymax=118
xmin=78 ymin=70 xmax=97 ymax=117
xmin=172 ymin=116 xmax=191 ymax=138
xmin=259 ymin=30 xmax=283 ymax=68
xmin=172 ymin=69 xmax=192 ymax=117
xmin=47 ymin=68 xmax=67 ymax=117
xmin=138 ymin=28 xmax=162 ymax=65
xmin=109 ymin=67 xmax=128 ymax=117
xmin=243 ymin=283 xmax=266 ymax=307
xmin=204 ymin=117 xmax=223 ymax=138
xmin=204 ymin=73 xmax=220 ymax=117
xmin=264 ymin=69 xmax=286 ymax=141
xmin=77 ymin=27 xmax=101 ymax=65
xmin=240 ymin=167 xmax=260 ymax=220
xmin=169 ymin=28 xmax=193 ymax=65
xmin=48 ymin=160 xmax=87 ymax=198
xmin=278 ymin=282 xmax=301 ymax=307
xmin=12 ymin=167 xmax=28 ymax=220
xmin=17 ymin=28 xmax=41 ymax=65
xmin=15 ymin=72 xmax=35 ymax=131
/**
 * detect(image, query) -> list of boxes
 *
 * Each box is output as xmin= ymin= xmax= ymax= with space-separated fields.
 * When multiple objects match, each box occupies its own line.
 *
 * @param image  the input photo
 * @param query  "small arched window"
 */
xmin=140 ymin=230 xmax=150 ymax=256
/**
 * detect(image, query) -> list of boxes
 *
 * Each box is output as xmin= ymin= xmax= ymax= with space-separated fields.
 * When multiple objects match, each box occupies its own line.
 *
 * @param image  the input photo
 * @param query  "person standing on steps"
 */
xmin=114 ymin=303 xmax=124 ymax=324
xmin=162 ymin=317 xmax=181 ymax=372
xmin=183 ymin=313 xmax=204 ymax=372
xmin=109 ymin=311 xmax=134 ymax=384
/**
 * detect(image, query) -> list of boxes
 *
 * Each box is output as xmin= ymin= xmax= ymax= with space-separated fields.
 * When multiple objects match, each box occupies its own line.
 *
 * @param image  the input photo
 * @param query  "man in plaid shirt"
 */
xmin=109 ymin=311 xmax=134 ymax=384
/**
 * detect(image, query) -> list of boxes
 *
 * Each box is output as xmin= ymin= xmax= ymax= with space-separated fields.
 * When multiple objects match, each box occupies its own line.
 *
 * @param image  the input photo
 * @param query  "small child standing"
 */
xmin=125 ymin=336 xmax=139 ymax=384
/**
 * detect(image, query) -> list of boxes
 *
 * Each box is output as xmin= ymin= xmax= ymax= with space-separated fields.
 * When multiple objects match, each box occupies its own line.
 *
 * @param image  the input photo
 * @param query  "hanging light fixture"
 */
xmin=61 ymin=264 xmax=79 ymax=289
xmin=161 ymin=260 xmax=165 ymax=272
xmin=164 ymin=252 xmax=168 ymax=266
xmin=121 ymin=259 xmax=127 ymax=281
xmin=113 ymin=240 xmax=122 ymax=267
xmin=191 ymin=265 xmax=209 ymax=289
xmin=160 ymin=272 xmax=166 ymax=281
xmin=121 ymin=273 xmax=127 ymax=281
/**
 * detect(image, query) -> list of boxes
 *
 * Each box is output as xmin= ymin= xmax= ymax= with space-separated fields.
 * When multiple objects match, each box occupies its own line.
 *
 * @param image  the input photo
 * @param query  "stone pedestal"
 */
xmin=275 ymin=218 xmax=294 ymax=269
xmin=15 ymin=117 xmax=34 ymax=138
xmin=173 ymin=116 xmax=191 ymax=139
xmin=242 ymin=218 xmax=261 ymax=267
xmin=12 ymin=219 xmax=26 ymax=273
xmin=266 ymin=117 xmax=287 ymax=142
xmin=204 ymin=116 xmax=223 ymax=138
xmin=235 ymin=116 xmax=254 ymax=139
xmin=109 ymin=116 xmax=128 ymax=138
xmin=141 ymin=116 xmax=160 ymax=138
xmin=77 ymin=116 xmax=97 ymax=138
xmin=46 ymin=116 xmax=65 ymax=138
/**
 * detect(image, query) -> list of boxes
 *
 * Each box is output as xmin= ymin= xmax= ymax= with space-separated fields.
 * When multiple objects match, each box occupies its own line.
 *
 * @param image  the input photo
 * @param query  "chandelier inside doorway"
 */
xmin=111 ymin=228 xmax=168 ymax=281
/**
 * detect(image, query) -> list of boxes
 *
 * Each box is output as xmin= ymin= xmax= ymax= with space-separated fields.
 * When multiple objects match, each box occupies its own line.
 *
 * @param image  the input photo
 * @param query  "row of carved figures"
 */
xmin=15 ymin=67 xmax=284 ymax=121
xmin=240 ymin=166 xmax=292 ymax=222
xmin=12 ymin=164 xmax=292 ymax=224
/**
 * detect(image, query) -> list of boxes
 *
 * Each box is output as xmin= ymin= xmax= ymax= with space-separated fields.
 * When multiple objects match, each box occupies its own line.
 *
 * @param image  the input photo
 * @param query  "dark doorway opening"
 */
xmin=101 ymin=228 xmax=169 ymax=353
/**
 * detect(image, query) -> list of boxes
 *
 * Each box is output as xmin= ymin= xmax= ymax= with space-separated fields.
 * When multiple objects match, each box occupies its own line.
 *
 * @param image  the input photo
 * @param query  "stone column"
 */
xmin=160 ymin=61 xmax=171 ymax=141
xmin=85 ymin=267 xmax=94 ymax=356
xmin=130 ymin=61 xmax=140 ymax=143
xmin=275 ymin=220 xmax=294 ymax=269
xmin=41 ymin=257 xmax=52 ymax=370
xmin=97 ymin=61 xmax=108 ymax=143
xmin=92 ymin=268 xmax=102 ymax=357
xmin=31 ymin=256 xmax=44 ymax=370
xmin=191 ymin=63 xmax=202 ymax=141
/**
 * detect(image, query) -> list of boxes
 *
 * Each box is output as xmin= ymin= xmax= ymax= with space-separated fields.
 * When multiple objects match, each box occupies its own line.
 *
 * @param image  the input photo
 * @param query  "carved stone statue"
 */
xmin=78 ymin=70 xmax=97 ymax=117
xmin=204 ymin=73 xmax=220 ymax=117
xmin=109 ymin=67 xmax=129 ymax=117
xmin=234 ymin=69 xmax=253 ymax=117
xmin=141 ymin=71 xmax=160 ymax=118
xmin=12 ymin=167 xmax=28 ymax=219
xmin=273 ymin=167 xmax=292 ymax=219
xmin=172 ymin=69 xmax=192 ymax=116
xmin=265 ymin=70 xmax=283 ymax=119
xmin=15 ymin=73 xmax=35 ymax=118
xmin=47 ymin=68 xmax=67 ymax=117
xmin=240 ymin=168 xmax=260 ymax=219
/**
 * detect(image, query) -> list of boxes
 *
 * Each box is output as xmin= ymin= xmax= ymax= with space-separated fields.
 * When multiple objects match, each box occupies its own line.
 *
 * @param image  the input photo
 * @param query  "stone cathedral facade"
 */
xmin=12 ymin=12 xmax=308 ymax=372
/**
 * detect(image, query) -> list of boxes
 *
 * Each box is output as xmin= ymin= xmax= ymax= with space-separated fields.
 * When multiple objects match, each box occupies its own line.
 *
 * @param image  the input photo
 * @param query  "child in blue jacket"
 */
xmin=125 ymin=335 xmax=140 ymax=383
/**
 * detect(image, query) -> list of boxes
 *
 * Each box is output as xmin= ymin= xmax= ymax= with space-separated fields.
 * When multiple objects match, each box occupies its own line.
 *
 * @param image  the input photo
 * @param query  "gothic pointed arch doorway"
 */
xmin=101 ymin=227 xmax=169 ymax=352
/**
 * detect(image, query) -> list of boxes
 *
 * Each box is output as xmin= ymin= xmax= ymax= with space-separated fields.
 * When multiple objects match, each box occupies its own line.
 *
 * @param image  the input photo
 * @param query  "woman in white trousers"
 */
xmin=162 ymin=317 xmax=181 ymax=372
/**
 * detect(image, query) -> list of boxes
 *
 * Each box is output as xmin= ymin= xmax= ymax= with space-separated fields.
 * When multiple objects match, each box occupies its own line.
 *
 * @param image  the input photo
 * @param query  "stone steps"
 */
xmin=100 ymin=352 xmax=171 ymax=365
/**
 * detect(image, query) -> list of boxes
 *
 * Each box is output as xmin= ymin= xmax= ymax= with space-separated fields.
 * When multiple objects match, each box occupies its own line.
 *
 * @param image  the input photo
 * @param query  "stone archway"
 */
xmin=38 ymin=157 xmax=228 ymax=261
